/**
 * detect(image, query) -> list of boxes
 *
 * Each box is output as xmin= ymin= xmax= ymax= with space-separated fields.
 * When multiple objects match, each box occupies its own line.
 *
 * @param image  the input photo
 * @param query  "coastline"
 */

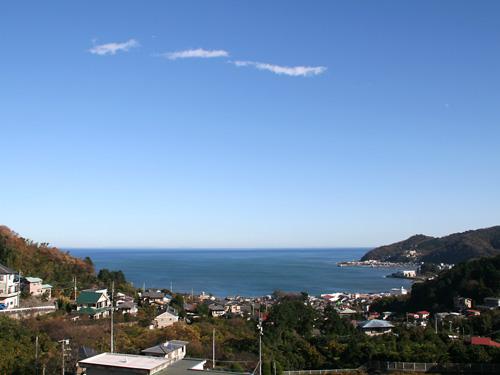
xmin=68 ymin=248 xmax=413 ymax=297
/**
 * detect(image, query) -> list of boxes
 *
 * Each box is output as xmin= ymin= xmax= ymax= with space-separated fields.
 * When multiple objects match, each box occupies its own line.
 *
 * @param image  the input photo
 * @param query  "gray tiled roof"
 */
xmin=0 ymin=263 xmax=16 ymax=275
xmin=142 ymin=341 xmax=188 ymax=355
xmin=358 ymin=319 xmax=394 ymax=329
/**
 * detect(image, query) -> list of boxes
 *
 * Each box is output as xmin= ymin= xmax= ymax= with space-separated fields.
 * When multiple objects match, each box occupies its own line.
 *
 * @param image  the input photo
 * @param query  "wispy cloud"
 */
xmin=88 ymin=39 xmax=139 ymax=56
xmin=164 ymin=48 xmax=229 ymax=60
xmin=232 ymin=60 xmax=326 ymax=77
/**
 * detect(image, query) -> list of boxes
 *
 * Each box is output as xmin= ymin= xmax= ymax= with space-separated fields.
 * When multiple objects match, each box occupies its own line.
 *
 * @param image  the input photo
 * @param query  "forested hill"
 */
xmin=361 ymin=226 xmax=500 ymax=264
xmin=408 ymin=254 xmax=500 ymax=311
xmin=372 ymin=254 xmax=500 ymax=313
xmin=0 ymin=226 xmax=97 ymax=288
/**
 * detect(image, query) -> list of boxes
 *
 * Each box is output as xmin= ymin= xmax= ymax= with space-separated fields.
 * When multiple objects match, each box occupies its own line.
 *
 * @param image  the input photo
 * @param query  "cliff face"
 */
xmin=0 ymin=225 xmax=96 ymax=288
xmin=361 ymin=226 xmax=500 ymax=264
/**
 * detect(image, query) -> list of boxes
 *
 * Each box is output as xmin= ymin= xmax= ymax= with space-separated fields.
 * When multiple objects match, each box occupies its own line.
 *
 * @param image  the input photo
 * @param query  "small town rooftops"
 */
xmin=358 ymin=319 xmax=394 ymax=329
xmin=24 ymin=277 xmax=43 ymax=283
xmin=0 ymin=263 xmax=16 ymax=274
xmin=79 ymin=352 xmax=170 ymax=372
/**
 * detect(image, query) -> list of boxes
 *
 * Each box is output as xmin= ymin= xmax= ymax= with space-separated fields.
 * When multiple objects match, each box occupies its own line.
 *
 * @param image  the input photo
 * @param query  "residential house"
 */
xmin=390 ymin=286 xmax=408 ymax=296
xmin=151 ymin=307 xmax=179 ymax=329
xmin=117 ymin=300 xmax=138 ymax=315
xmin=76 ymin=289 xmax=111 ymax=319
xmin=198 ymin=292 xmax=212 ymax=302
xmin=22 ymin=276 xmax=52 ymax=298
xmin=116 ymin=293 xmax=138 ymax=315
xmin=466 ymin=309 xmax=481 ymax=317
xmin=79 ymin=353 xmax=172 ymax=375
xmin=358 ymin=319 xmax=394 ymax=336
xmin=393 ymin=270 xmax=417 ymax=278
xmin=416 ymin=310 xmax=430 ymax=320
xmin=337 ymin=307 xmax=358 ymax=317
xmin=454 ymin=296 xmax=473 ymax=310
xmin=79 ymin=354 xmax=208 ymax=375
xmin=467 ymin=336 xmax=500 ymax=348
xmin=141 ymin=340 xmax=188 ymax=363
xmin=482 ymin=297 xmax=500 ymax=309
xmin=224 ymin=301 xmax=242 ymax=315
xmin=0 ymin=263 xmax=20 ymax=309
xmin=141 ymin=290 xmax=167 ymax=306
xmin=208 ymin=303 xmax=225 ymax=317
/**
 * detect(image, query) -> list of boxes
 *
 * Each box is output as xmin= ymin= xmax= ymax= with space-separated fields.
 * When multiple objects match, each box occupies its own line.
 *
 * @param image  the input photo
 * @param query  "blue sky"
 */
xmin=1 ymin=1 xmax=499 ymax=248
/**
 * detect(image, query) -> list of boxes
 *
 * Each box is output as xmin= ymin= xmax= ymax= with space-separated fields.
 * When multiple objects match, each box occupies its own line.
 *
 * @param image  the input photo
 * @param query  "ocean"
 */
xmin=67 ymin=248 xmax=412 ymax=297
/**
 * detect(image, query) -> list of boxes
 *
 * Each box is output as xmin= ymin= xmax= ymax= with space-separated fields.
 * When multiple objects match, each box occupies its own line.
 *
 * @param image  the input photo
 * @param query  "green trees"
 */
xmin=0 ymin=226 xmax=97 ymax=293
xmin=97 ymin=269 xmax=135 ymax=294
xmin=0 ymin=316 xmax=58 ymax=374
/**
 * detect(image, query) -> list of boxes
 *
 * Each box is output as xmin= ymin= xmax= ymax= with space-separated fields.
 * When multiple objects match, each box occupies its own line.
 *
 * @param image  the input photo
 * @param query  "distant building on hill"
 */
xmin=76 ymin=289 xmax=111 ymax=319
xmin=140 ymin=290 xmax=167 ymax=306
xmin=208 ymin=303 xmax=225 ymax=317
xmin=358 ymin=319 xmax=394 ymax=336
xmin=393 ymin=270 xmax=417 ymax=278
xmin=0 ymin=263 xmax=20 ymax=309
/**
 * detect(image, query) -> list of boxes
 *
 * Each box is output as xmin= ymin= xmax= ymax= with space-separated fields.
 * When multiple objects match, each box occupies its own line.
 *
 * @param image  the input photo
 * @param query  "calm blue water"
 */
xmin=67 ymin=248 xmax=412 ymax=297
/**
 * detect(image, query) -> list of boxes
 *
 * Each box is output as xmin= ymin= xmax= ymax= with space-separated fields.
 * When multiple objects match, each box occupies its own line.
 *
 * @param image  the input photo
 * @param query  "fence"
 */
xmin=284 ymin=369 xmax=361 ymax=375
xmin=0 ymin=305 xmax=56 ymax=319
xmin=367 ymin=361 xmax=500 ymax=373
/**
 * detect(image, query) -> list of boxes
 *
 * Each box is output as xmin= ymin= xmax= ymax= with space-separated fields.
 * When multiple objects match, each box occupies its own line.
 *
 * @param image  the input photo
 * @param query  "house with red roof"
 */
xmin=469 ymin=336 xmax=500 ymax=348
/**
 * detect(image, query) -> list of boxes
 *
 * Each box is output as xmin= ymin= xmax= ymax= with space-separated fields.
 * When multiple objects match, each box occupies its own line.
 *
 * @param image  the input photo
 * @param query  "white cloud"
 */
xmin=232 ymin=60 xmax=326 ymax=77
xmin=88 ymin=39 xmax=139 ymax=56
xmin=164 ymin=48 xmax=229 ymax=60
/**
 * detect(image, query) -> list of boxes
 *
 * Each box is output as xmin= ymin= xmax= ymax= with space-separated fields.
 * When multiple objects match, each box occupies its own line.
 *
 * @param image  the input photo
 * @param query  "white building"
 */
xmin=151 ymin=307 xmax=179 ymax=329
xmin=142 ymin=340 xmax=188 ymax=362
xmin=394 ymin=270 xmax=417 ymax=278
xmin=76 ymin=289 xmax=111 ymax=319
xmin=0 ymin=264 xmax=20 ymax=309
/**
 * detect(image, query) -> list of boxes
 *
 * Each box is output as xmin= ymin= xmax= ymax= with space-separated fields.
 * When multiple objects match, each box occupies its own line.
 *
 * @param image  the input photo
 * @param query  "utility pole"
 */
xmin=17 ymin=270 xmax=21 ymax=308
xmin=73 ymin=277 xmax=77 ymax=302
xmin=435 ymin=315 xmax=438 ymax=334
xmin=170 ymin=281 xmax=173 ymax=294
xmin=58 ymin=339 xmax=70 ymax=375
xmin=212 ymin=328 xmax=215 ymax=369
xmin=257 ymin=317 xmax=263 ymax=375
xmin=110 ymin=281 xmax=114 ymax=353
xmin=35 ymin=335 xmax=39 ymax=375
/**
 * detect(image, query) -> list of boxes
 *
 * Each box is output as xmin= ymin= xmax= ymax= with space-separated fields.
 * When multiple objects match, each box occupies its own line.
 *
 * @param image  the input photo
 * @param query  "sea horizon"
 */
xmin=68 ymin=247 xmax=411 ymax=297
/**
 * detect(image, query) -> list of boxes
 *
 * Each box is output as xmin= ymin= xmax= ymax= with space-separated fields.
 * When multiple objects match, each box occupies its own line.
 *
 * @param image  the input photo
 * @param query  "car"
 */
xmin=0 ymin=303 xmax=7 ymax=310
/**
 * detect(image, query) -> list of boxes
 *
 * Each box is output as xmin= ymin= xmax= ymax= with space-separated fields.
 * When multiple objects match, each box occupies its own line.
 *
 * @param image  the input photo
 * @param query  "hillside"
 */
xmin=0 ymin=225 xmax=97 ymax=290
xmin=372 ymin=254 xmax=500 ymax=313
xmin=409 ymin=254 xmax=500 ymax=311
xmin=361 ymin=226 xmax=500 ymax=264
